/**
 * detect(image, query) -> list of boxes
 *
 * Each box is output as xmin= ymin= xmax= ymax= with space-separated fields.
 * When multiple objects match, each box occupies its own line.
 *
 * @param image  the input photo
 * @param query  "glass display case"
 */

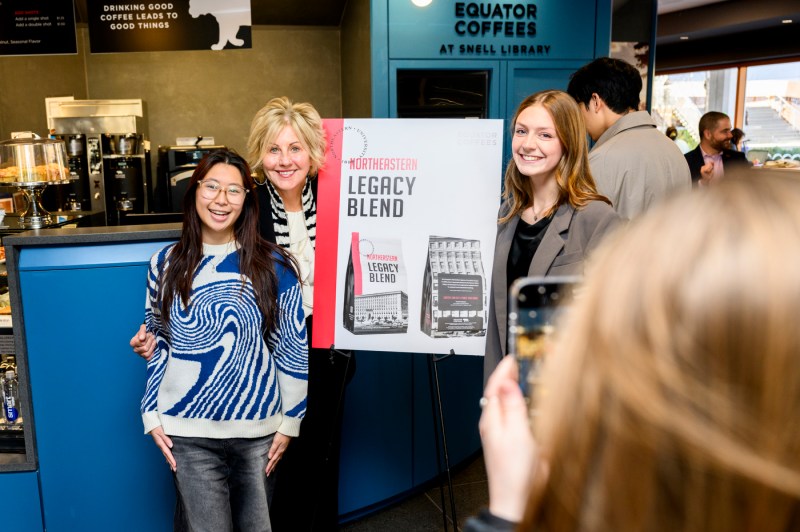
xmin=0 ymin=138 xmax=70 ymax=228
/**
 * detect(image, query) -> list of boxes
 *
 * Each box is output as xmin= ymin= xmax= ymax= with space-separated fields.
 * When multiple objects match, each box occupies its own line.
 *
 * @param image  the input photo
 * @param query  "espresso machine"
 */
xmin=155 ymin=144 xmax=226 ymax=212
xmin=41 ymin=134 xmax=91 ymax=212
xmin=46 ymin=99 xmax=150 ymax=224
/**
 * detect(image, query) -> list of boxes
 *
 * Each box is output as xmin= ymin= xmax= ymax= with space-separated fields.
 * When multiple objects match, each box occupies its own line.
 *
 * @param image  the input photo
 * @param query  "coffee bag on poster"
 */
xmin=420 ymin=236 xmax=487 ymax=338
xmin=343 ymin=233 xmax=409 ymax=335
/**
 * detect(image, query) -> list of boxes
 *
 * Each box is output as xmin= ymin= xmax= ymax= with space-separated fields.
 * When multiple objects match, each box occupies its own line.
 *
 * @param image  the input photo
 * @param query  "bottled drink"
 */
xmin=0 ymin=371 xmax=5 ymax=430
xmin=3 ymin=369 xmax=20 ymax=427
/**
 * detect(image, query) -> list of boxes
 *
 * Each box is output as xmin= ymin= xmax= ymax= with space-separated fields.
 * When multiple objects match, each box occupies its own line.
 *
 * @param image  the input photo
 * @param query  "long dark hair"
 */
xmin=158 ymin=149 xmax=298 ymax=336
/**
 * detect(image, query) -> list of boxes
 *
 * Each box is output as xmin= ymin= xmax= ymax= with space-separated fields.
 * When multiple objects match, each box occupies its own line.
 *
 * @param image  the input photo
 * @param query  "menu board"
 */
xmin=87 ymin=0 xmax=252 ymax=53
xmin=0 ymin=0 xmax=77 ymax=56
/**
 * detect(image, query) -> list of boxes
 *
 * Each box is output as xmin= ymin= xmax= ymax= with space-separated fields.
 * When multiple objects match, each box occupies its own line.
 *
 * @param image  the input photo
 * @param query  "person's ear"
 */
xmin=591 ymin=93 xmax=603 ymax=113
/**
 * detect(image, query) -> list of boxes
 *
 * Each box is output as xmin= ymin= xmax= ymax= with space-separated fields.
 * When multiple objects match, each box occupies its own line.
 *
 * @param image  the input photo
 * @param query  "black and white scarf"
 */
xmin=264 ymin=177 xmax=317 ymax=251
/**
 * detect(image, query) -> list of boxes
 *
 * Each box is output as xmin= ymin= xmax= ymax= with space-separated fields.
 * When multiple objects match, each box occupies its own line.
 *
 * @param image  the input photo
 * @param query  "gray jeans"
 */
xmin=171 ymin=435 xmax=274 ymax=532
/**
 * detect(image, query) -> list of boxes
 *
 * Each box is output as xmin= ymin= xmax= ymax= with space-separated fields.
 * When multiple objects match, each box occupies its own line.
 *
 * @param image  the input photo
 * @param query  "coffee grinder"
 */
xmin=41 ymin=134 xmax=91 ymax=212
xmin=101 ymin=133 xmax=147 ymax=225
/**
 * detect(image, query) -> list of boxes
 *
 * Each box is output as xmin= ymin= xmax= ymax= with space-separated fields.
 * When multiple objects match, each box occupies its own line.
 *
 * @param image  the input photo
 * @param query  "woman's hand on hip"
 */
xmin=149 ymin=426 xmax=176 ymax=472
xmin=266 ymin=432 xmax=292 ymax=476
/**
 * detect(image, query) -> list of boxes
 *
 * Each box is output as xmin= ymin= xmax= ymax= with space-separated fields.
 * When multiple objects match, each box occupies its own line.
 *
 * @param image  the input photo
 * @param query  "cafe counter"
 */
xmin=0 ymin=225 xmax=482 ymax=531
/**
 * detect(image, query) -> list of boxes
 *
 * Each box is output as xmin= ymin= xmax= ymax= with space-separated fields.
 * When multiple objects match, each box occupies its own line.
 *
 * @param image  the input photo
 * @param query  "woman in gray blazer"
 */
xmin=485 ymin=90 xmax=620 ymax=383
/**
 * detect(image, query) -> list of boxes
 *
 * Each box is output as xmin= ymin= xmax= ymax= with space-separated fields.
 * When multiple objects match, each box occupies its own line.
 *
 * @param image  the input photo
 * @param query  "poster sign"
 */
xmin=87 ymin=0 xmax=251 ymax=53
xmin=314 ymin=119 xmax=503 ymax=356
xmin=0 ymin=0 xmax=77 ymax=56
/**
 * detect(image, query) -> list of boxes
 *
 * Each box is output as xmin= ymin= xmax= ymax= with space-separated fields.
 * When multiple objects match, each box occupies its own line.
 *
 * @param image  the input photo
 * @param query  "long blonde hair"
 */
xmin=246 ymin=96 xmax=326 ymax=178
xmin=524 ymin=173 xmax=800 ymax=531
xmin=501 ymin=90 xmax=609 ymax=224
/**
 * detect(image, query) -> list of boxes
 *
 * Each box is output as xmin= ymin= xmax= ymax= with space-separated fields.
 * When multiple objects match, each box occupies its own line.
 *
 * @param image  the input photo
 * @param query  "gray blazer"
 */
xmin=484 ymin=200 xmax=621 ymax=385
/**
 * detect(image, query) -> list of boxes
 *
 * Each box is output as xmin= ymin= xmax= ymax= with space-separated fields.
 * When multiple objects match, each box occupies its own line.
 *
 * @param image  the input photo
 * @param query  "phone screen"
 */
xmin=508 ymin=276 xmax=581 ymax=409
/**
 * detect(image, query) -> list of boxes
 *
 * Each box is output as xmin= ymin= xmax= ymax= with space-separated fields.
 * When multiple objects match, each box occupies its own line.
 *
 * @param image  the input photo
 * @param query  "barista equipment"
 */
xmin=101 ymin=133 xmax=147 ymax=225
xmin=47 ymin=99 xmax=150 ymax=224
xmin=41 ymin=134 xmax=91 ymax=212
xmin=155 ymin=144 xmax=226 ymax=212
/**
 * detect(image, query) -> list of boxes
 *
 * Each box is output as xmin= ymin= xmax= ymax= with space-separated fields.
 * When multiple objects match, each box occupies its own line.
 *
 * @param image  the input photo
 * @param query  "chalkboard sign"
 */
xmin=87 ymin=0 xmax=252 ymax=53
xmin=0 ymin=0 xmax=77 ymax=56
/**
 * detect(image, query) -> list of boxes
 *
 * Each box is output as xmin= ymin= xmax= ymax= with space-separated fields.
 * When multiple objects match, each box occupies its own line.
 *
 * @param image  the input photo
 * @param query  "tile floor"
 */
xmin=340 ymin=452 xmax=488 ymax=531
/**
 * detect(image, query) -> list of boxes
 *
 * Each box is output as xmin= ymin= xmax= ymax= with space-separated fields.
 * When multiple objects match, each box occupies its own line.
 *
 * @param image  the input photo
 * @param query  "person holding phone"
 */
xmin=141 ymin=149 xmax=308 ymax=531
xmin=485 ymin=89 xmax=620 ymax=383
xmin=469 ymin=173 xmax=800 ymax=531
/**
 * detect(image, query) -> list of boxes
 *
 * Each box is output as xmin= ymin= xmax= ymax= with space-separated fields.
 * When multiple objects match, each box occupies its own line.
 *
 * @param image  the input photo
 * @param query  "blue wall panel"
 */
xmin=411 ymin=353 xmax=482 ymax=488
xmin=20 ymin=247 xmax=175 ymax=531
xmin=338 ymin=351 xmax=414 ymax=516
xmin=2 ymin=471 xmax=43 ymax=532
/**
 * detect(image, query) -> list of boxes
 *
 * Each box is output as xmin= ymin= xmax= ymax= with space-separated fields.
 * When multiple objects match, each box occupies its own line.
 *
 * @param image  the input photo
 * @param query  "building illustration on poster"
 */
xmin=314 ymin=118 xmax=503 ymax=356
xmin=343 ymin=233 xmax=409 ymax=335
xmin=420 ymin=236 xmax=487 ymax=338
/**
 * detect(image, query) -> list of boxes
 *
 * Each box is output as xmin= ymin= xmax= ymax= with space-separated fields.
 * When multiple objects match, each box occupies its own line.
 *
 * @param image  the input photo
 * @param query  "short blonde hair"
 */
xmin=525 ymin=173 xmax=800 ymax=531
xmin=246 ymin=96 xmax=326 ymax=178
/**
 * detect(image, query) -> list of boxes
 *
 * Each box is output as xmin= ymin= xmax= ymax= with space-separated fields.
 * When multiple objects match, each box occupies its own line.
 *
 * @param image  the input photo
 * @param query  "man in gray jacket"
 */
xmin=567 ymin=57 xmax=691 ymax=220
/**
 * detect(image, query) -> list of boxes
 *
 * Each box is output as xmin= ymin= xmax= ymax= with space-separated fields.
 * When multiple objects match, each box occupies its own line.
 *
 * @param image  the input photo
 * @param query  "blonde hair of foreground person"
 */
xmin=523 ymin=174 xmax=800 ymax=531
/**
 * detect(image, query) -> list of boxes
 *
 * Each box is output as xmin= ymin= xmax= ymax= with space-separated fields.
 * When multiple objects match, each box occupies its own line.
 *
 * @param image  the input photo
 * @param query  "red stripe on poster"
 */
xmin=312 ymin=119 xmax=345 ymax=349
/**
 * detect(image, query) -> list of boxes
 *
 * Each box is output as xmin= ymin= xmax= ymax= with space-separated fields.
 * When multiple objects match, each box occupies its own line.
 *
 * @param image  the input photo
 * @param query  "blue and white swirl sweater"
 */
xmin=141 ymin=242 xmax=308 ymax=439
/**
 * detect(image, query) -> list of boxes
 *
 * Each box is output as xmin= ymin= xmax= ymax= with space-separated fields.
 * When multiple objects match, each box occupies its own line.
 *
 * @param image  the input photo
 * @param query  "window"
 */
xmin=652 ymin=68 xmax=737 ymax=152
xmin=742 ymin=61 xmax=800 ymax=164
xmin=653 ymin=60 xmax=800 ymax=163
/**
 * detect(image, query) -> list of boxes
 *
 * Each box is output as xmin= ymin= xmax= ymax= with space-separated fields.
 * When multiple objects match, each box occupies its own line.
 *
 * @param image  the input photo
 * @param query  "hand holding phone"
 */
xmin=508 ymin=276 xmax=580 ymax=414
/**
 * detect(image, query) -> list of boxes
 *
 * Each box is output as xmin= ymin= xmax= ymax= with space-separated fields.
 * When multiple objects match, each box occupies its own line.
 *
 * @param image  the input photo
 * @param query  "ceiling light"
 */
xmin=412 ymin=0 xmax=433 ymax=6
xmin=680 ymin=36 xmax=689 ymax=40
xmin=782 ymin=19 xmax=793 ymax=24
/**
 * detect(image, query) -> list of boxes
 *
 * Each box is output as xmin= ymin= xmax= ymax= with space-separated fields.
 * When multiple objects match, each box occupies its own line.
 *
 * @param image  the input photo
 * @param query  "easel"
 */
xmin=302 ymin=344 xmax=352 ymax=530
xmin=428 ymin=348 xmax=459 ymax=531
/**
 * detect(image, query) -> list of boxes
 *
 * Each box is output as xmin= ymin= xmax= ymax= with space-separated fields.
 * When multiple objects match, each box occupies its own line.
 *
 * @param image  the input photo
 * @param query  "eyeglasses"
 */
xmin=198 ymin=179 xmax=249 ymax=204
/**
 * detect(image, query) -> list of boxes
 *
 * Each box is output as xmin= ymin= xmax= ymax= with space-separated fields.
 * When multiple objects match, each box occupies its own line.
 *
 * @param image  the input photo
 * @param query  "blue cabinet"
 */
xmin=4 ymin=228 xmax=179 ymax=531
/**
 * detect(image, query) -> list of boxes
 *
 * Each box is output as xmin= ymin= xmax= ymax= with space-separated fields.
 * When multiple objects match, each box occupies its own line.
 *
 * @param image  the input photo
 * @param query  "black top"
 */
xmin=506 ymin=213 xmax=553 ymax=291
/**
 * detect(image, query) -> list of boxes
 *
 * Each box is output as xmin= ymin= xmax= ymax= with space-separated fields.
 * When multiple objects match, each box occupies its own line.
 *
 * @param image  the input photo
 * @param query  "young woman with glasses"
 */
xmin=140 ymin=148 xmax=308 ymax=531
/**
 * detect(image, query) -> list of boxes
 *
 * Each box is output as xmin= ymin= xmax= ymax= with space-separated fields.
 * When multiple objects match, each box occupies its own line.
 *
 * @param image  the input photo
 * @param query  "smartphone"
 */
xmin=508 ymin=276 xmax=581 ymax=409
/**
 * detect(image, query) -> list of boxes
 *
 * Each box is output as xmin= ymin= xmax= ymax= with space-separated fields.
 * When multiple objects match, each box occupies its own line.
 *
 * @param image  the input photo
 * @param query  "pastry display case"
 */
xmin=0 ymin=138 xmax=70 ymax=228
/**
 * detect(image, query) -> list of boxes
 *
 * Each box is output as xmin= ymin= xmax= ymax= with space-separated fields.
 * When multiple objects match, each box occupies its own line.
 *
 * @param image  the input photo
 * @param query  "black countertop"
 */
xmin=3 ymin=223 xmax=181 ymax=247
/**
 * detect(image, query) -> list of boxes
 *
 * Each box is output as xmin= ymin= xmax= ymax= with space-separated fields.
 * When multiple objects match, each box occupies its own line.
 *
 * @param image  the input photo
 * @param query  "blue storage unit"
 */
xmin=3 ymin=227 xmax=180 ymax=531
xmin=3 ymin=472 xmax=42 ymax=532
